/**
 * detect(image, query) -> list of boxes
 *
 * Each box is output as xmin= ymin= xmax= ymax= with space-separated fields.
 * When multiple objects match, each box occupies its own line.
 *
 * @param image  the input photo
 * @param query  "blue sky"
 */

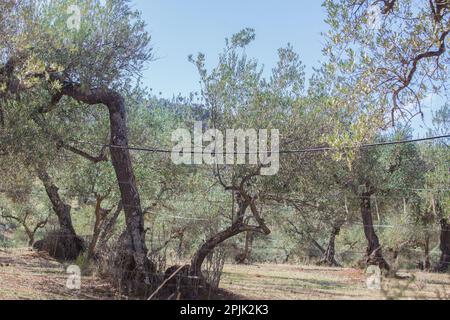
xmin=133 ymin=0 xmax=328 ymax=97
xmin=131 ymin=0 xmax=441 ymax=135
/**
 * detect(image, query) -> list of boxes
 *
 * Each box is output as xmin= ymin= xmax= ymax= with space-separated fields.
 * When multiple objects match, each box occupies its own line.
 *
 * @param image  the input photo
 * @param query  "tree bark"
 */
xmin=3 ymin=61 xmax=150 ymax=278
xmin=320 ymin=222 xmax=344 ymax=267
xmin=191 ymin=202 xmax=250 ymax=276
xmin=97 ymin=200 xmax=123 ymax=252
xmin=235 ymin=231 xmax=254 ymax=264
xmin=36 ymin=168 xmax=76 ymax=236
xmin=423 ymin=234 xmax=431 ymax=271
xmin=86 ymin=195 xmax=109 ymax=262
xmin=57 ymin=84 xmax=152 ymax=286
xmin=190 ymin=193 xmax=270 ymax=277
xmin=25 ymin=230 xmax=34 ymax=247
xmin=437 ymin=218 xmax=450 ymax=272
xmin=243 ymin=231 xmax=254 ymax=262
xmin=0 ymin=103 xmax=4 ymax=127
xmin=360 ymin=193 xmax=390 ymax=270
xmin=36 ymin=167 xmax=85 ymax=260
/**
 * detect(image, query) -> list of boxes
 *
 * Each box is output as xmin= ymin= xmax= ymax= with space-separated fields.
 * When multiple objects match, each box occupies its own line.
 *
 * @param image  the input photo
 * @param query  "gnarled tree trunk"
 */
xmin=36 ymin=167 xmax=85 ymax=261
xmin=57 ymin=84 xmax=152 ymax=293
xmin=360 ymin=192 xmax=390 ymax=270
xmin=190 ymin=192 xmax=270 ymax=277
xmin=191 ymin=201 xmax=250 ymax=277
xmin=37 ymin=168 xmax=75 ymax=234
xmin=3 ymin=59 xmax=151 ymax=282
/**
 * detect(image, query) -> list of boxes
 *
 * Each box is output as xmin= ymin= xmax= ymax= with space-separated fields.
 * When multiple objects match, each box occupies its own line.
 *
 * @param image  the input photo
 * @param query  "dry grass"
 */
xmin=1 ymin=249 xmax=449 ymax=300
xmin=220 ymin=263 xmax=450 ymax=300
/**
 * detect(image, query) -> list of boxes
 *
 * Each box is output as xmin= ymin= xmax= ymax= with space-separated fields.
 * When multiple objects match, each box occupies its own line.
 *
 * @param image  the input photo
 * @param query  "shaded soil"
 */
xmin=0 ymin=248 xmax=117 ymax=300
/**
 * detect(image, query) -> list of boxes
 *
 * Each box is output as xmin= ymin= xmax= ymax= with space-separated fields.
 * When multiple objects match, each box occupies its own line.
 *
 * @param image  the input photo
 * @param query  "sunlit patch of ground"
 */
xmin=221 ymin=263 xmax=450 ymax=300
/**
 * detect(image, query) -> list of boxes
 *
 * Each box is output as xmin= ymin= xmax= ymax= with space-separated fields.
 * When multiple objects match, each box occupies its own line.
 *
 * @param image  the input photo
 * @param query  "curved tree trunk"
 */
xmin=57 ymin=85 xmax=152 ymax=289
xmin=360 ymin=193 xmax=390 ymax=270
xmin=191 ymin=202 xmax=250 ymax=276
xmin=437 ymin=218 xmax=450 ymax=273
xmin=3 ymin=61 xmax=150 ymax=280
xmin=190 ymin=193 xmax=270 ymax=277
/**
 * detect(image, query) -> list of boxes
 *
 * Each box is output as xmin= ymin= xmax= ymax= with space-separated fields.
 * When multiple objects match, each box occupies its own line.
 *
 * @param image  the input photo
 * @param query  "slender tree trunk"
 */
xmin=235 ymin=231 xmax=254 ymax=264
xmin=423 ymin=234 xmax=431 ymax=271
xmin=284 ymin=250 xmax=291 ymax=264
xmin=97 ymin=200 xmax=123 ymax=252
xmin=360 ymin=193 xmax=390 ymax=270
xmin=177 ymin=232 xmax=184 ymax=259
xmin=437 ymin=218 xmax=450 ymax=272
xmin=244 ymin=231 xmax=254 ymax=261
xmin=0 ymin=103 xmax=4 ymax=127
xmin=25 ymin=228 xmax=34 ymax=247
xmin=320 ymin=222 xmax=343 ymax=267
xmin=86 ymin=196 xmax=109 ymax=262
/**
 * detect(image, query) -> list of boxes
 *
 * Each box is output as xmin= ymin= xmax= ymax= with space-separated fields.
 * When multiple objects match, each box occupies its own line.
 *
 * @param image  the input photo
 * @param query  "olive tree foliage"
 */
xmin=1 ymin=0 xmax=150 ymax=200
xmin=188 ymin=28 xmax=392 ymax=272
xmin=0 ymin=0 xmax=157 ymax=292
xmin=186 ymin=28 xmax=314 ymax=275
xmin=322 ymin=0 xmax=449 ymax=130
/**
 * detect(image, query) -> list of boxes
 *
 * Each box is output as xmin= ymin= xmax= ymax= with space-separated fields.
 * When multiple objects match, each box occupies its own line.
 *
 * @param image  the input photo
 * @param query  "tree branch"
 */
xmin=31 ymin=110 xmax=108 ymax=164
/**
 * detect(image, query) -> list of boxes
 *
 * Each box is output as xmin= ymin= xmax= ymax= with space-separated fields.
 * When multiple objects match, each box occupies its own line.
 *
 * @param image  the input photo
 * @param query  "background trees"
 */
xmin=0 ymin=0 xmax=449 ymax=300
xmin=421 ymin=105 xmax=450 ymax=271
xmin=323 ymin=0 xmax=449 ymax=126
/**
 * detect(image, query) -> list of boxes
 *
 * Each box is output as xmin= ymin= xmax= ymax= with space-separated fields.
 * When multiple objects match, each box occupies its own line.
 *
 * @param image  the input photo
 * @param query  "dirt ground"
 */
xmin=0 ymin=248 xmax=117 ymax=300
xmin=1 ymin=248 xmax=449 ymax=300
xmin=221 ymin=264 xmax=450 ymax=300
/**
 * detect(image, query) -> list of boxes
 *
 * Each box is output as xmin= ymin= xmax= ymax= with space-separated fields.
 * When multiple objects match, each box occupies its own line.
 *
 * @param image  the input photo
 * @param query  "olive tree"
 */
xmin=0 ymin=0 xmax=154 ymax=291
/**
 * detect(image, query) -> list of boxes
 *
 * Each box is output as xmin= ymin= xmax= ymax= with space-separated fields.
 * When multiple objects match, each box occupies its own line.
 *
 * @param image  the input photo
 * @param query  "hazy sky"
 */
xmin=132 ymin=0 xmax=441 ymax=135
